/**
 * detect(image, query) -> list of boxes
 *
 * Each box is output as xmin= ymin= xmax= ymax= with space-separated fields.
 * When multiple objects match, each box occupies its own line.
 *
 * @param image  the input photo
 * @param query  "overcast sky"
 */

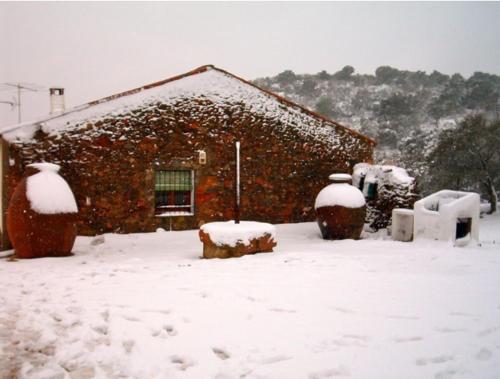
xmin=1 ymin=1 xmax=500 ymax=126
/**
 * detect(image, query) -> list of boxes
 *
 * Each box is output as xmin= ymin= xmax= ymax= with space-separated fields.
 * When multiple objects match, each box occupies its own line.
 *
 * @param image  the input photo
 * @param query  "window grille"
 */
xmin=155 ymin=170 xmax=194 ymax=216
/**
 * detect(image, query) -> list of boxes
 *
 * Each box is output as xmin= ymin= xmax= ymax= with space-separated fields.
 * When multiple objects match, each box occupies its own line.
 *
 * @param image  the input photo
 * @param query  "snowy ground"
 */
xmin=1 ymin=214 xmax=499 ymax=379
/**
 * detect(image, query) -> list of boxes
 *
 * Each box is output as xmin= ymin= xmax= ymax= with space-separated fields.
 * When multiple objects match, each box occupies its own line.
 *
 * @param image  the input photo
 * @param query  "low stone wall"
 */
xmin=199 ymin=229 xmax=276 ymax=259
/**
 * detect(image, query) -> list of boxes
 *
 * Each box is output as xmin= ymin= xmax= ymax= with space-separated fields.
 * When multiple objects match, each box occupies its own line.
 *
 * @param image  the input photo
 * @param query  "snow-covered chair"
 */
xmin=413 ymin=190 xmax=480 ymax=245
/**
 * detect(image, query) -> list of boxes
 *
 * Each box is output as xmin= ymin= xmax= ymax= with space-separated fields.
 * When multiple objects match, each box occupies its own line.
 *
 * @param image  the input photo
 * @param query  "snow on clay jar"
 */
xmin=6 ymin=163 xmax=79 ymax=258
xmin=315 ymin=173 xmax=366 ymax=240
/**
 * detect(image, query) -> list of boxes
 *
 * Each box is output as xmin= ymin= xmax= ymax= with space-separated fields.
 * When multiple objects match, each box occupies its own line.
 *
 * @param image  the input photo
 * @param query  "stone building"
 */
xmin=0 ymin=65 xmax=375 ymax=248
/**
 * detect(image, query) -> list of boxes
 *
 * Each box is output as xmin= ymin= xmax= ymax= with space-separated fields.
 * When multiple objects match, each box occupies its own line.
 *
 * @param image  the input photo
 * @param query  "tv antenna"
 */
xmin=0 ymin=82 xmax=46 ymax=123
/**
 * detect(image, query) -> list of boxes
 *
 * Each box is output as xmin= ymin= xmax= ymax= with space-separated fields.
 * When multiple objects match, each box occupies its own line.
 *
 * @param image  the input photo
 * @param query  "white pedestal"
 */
xmin=392 ymin=208 xmax=414 ymax=242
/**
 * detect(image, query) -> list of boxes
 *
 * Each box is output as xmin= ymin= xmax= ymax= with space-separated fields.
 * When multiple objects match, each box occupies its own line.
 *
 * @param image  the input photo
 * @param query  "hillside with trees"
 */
xmin=254 ymin=67 xmax=500 ymax=208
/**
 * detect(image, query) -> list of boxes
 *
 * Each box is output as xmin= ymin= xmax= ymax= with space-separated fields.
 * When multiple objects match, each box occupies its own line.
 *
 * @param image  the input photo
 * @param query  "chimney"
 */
xmin=49 ymin=88 xmax=65 ymax=115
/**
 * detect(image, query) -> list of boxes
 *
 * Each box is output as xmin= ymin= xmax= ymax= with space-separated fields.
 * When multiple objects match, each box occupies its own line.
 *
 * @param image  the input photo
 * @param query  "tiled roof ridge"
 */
xmin=2 ymin=64 xmax=376 ymax=145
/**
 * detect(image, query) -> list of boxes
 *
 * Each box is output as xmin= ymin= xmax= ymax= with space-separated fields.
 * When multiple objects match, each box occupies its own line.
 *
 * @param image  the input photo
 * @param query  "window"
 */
xmin=155 ymin=170 xmax=194 ymax=216
xmin=358 ymin=175 xmax=365 ymax=191
xmin=365 ymin=182 xmax=378 ymax=200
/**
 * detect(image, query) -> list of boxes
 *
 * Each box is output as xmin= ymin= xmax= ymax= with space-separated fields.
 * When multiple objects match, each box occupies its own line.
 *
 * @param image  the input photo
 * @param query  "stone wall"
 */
xmin=5 ymin=98 xmax=374 ymax=236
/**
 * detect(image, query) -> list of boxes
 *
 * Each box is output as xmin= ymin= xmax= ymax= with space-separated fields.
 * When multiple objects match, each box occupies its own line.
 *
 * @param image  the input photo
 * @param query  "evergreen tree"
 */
xmin=429 ymin=70 xmax=450 ymax=86
xmin=332 ymin=66 xmax=355 ymax=80
xmin=299 ymin=78 xmax=317 ymax=96
xmin=428 ymin=73 xmax=466 ymax=122
xmin=317 ymin=70 xmax=331 ymax=80
xmin=315 ymin=96 xmax=334 ymax=118
xmin=464 ymin=72 xmax=499 ymax=111
xmin=375 ymin=66 xmax=400 ymax=84
xmin=379 ymin=93 xmax=413 ymax=118
xmin=276 ymin=70 xmax=297 ymax=86
xmin=427 ymin=115 xmax=499 ymax=213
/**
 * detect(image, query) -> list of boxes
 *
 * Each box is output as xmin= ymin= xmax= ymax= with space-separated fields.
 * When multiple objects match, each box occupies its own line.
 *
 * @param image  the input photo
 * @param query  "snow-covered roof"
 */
xmin=353 ymin=163 xmax=414 ymax=186
xmin=1 ymin=65 xmax=375 ymax=146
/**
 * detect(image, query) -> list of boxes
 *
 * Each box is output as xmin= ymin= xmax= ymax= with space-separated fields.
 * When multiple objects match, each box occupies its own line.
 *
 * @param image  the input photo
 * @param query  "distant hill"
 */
xmin=253 ymin=66 xmax=500 ymax=167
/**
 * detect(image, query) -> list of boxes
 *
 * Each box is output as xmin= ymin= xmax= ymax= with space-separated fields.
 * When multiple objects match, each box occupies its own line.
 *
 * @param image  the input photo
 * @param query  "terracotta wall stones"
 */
xmin=5 ymin=98 xmax=373 ymax=236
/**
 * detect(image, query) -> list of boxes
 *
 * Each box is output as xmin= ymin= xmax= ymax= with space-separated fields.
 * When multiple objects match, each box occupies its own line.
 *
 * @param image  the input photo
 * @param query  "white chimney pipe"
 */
xmin=49 ymin=88 xmax=65 ymax=115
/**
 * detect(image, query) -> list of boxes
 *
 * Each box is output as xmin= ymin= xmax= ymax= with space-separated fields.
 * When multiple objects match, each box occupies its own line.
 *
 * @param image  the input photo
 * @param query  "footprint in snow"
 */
xmin=212 ymin=347 xmax=230 ymax=360
xmin=100 ymin=310 xmax=110 ymax=322
xmin=434 ymin=369 xmax=457 ymax=379
xmin=393 ymin=336 xmax=423 ymax=343
xmin=141 ymin=308 xmax=171 ymax=315
xmin=476 ymin=348 xmax=492 ymax=361
xmin=151 ymin=325 xmax=177 ymax=338
xmin=342 ymin=334 xmax=369 ymax=342
xmin=268 ymin=308 xmax=296 ymax=313
xmin=113 ymin=304 xmax=132 ymax=309
xmin=214 ymin=373 xmax=235 ymax=379
xmin=330 ymin=306 xmax=355 ymax=314
xmin=308 ymin=366 xmax=350 ymax=378
xmin=322 ymin=336 xmax=367 ymax=349
xmin=50 ymin=313 xmax=63 ymax=323
xmin=261 ymin=355 xmax=292 ymax=364
xmin=170 ymin=355 xmax=194 ymax=371
xmin=416 ymin=355 xmax=453 ymax=366
xmin=122 ymin=339 xmax=135 ymax=353
xmin=477 ymin=326 xmax=499 ymax=337
xmin=164 ymin=325 xmax=177 ymax=336
xmin=245 ymin=296 xmax=261 ymax=302
xmin=91 ymin=324 xmax=109 ymax=336
xmin=435 ymin=327 xmax=466 ymax=334
xmin=90 ymin=235 xmax=105 ymax=246
xmin=385 ymin=314 xmax=420 ymax=320
xmin=449 ymin=311 xmax=476 ymax=318
xmin=151 ymin=329 xmax=162 ymax=338
xmin=66 ymin=305 xmax=82 ymax=314
xmin=122 ymin=314 xmax=140 ymax=322
xmin=62 ymin=365 xmax=95 ymax=378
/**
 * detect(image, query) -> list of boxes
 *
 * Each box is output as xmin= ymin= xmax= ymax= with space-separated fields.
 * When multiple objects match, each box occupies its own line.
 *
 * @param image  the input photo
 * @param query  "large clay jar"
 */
xmin=7 ymin=163 xmax=78 ymax=258
xmin=315 ymin=173 xmax=366 ymax=240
